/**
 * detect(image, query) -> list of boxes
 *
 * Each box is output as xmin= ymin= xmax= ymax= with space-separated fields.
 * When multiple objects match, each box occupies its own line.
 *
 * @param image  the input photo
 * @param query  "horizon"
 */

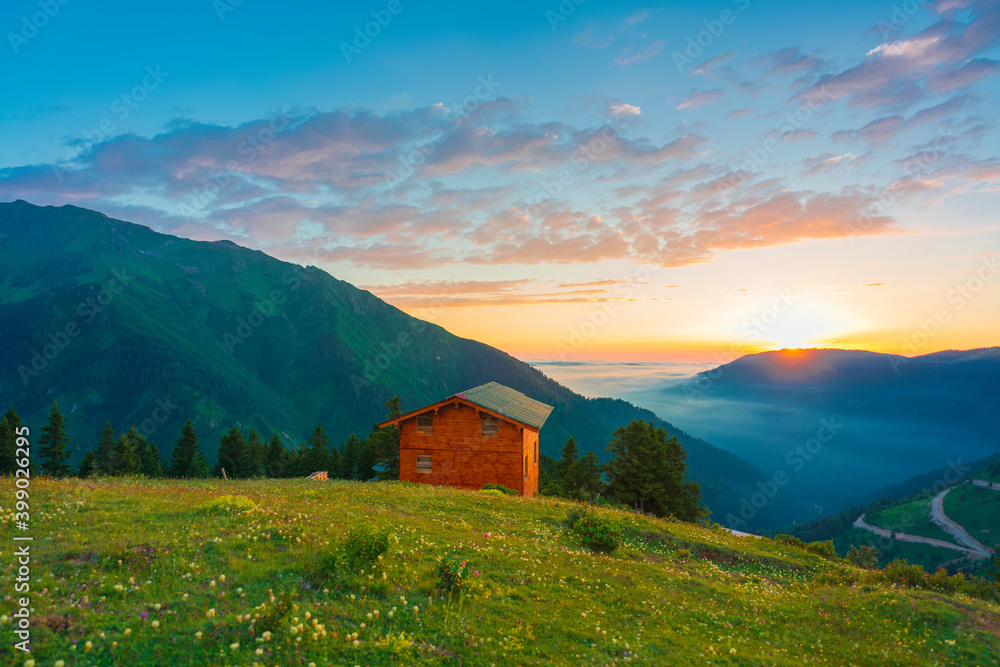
xmin=2 ymin=0 xmax=997 ymax=360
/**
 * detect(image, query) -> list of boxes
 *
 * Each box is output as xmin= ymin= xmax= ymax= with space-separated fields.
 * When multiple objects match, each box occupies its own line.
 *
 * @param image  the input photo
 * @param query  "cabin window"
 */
xmin=481 ymin=416 xmax=499 ymax=437
xmin=525 ymin=454 xmax=529 ymax=479
xmin=416 ymin=456 xmax=432 ymax=473
xmin=534 ymin=441 xmax=538 ymax=465
xmin=416 ymin=414 xmax=433 ymax=435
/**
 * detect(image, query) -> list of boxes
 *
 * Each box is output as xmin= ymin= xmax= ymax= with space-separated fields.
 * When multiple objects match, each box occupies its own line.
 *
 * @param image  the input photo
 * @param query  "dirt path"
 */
xmin=852 ymin=514 xmax=982 ymax=555
xmin=971 ymin=478 xmax=1000 ymax=491
xmin=929 ymin=487 xmax=993 ymax=557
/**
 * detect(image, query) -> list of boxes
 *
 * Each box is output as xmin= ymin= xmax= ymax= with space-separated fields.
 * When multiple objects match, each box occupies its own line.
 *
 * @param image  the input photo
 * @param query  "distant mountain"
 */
xmin=0 ymin=200 xmax=789 ymax=526
xmin=656 ymin=347 xmax=1000 ymax=524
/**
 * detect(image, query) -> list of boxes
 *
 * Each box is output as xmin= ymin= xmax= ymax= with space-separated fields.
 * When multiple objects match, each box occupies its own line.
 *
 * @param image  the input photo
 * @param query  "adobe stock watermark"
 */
xmin=683 ymin=290 xmax=797 ymax=402
xmin=672 ymin=0 xmax=751 ymax=73
xmin=340 ymin=0 xmax=409 ymax=64
xmin=52 ymin=66 xmax=170 ymax=183
xmin=384 ymin=75 xmax=502 ymax=188
xmin=555 ymin=266 xmax=652 ymax=361
xmin=135 ymin=397 xmax=180 ymax=438
xmin=845 ymin=128 xmax=957 ymax=241
xmin=7 ymin=0 xmax=70 ymax=54
xmin=875 ymin=0 xmax=929 ymax=39
xmin=16 ymin=268 xmax=137 ymax=386
xmin=515 ymin=113 xmax=627 ymax=223
xmin=222 ymin=264 xmax=308 ymax=353
xmin=545 ymin=0 xmax=586 ymax=30
xmin=348 ymin=281 xmax=460 ymax=394
xmin=725 ymin=415 xmax=844 ymax=529
xmin=891 ymin=253 xmax=1000 ymax=370
xmin=179 ymin=108 xmax=292 ymax=221
xmin=715 ymin=86 xmax=831 ymax=196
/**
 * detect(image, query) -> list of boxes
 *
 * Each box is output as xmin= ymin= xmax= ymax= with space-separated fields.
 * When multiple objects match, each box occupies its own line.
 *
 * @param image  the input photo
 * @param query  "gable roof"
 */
xmin=452 ymin=382 xmax=553 ymax=430
xmin=377 ymin=382 xmax=554 ymax=431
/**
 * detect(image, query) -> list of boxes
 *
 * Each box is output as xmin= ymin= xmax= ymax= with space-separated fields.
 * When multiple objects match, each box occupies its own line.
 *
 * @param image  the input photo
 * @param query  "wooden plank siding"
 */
xmin=397 ymin=401 xmax=540 ymax=497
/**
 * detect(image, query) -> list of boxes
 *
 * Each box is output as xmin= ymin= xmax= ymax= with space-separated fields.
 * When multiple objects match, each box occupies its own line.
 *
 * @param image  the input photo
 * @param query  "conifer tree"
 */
xmin=77 ymin=449 xmax=98 ymax=477
xmin=245 ymin=429 xmax=265 ymax=478
xmin=365 ymin=397 xmax=402 ymax=480
xmin=95 ymin=422 xmax=115 ymax=476
xmin=170 ymin=420 xmax=201 ymax=478
xmin=110 ymin=427 xmax=142 ymax=475
xmin=215 ymin=427 xmax=248 ymax=478
xmin=264 ymin=432 xmax=289 ymax=478
xmin=39 ymin=401 xmax=72 ymax=476
xmin=0 ymin=407 xmax=22 ymax=475
xmin=557 ymin=436 xmax=579 ymax=480
xmin=305 ymin=424 xmax=331 ymax=474
xmin=340 ymin=433 xmax=363 ymax=480
xmin=139 ymin=439 xmax=163 ymax=477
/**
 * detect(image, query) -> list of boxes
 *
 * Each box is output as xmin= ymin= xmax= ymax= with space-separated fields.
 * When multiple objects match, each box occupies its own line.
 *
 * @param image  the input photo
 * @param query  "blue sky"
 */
xmin=1 ymin=0 xmax=998 ymax=358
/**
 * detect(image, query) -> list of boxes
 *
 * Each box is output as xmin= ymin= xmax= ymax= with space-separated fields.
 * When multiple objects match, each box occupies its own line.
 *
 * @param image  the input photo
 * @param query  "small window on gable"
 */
xmin=416 ymin=414 xmax=433 ymax=435
xmin=481 ymin=416 xmax=499 ymax=437
xmin=416 ymin=455 xmax=432 ymax=473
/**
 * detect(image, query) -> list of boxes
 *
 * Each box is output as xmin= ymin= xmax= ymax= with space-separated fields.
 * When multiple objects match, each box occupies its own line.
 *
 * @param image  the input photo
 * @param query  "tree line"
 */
xmin=3 ymin=400 xmax=708 ymax=523
xmin=0 ymin=399 xmax=402 ymax=482
xmin=540 ymin=420 xmax=709 ymax=522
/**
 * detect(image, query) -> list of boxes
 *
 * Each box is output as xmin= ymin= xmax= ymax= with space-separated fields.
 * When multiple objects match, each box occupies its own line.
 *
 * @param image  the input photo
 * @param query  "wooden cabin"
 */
xmin=378 ymin=382 xmax=553 ymax=497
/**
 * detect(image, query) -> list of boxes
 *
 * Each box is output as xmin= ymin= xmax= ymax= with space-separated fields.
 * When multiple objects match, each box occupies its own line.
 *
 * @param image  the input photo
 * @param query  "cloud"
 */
xmin=676 ymin=89 xmax=724 ymax=110
xmin=609 ymin=102 xmax=641 ymax=116
xmin=624 ymin=9 xmax=649 ymax=26
xmin=803 ymin=0 xmax=1000 ymax=109
xmin=614 ymin=40 xmax=664 ymax=66
xmin=572 ymin=28 xmax=614 ymax=49
xmin=802 ymin=152 xmax=856 ymax=175
xmin=726 ymin=107 xmax=754 ymax=119
xmin=781 ymin=129 xmax=818 ymax=141
xmin=693 ymin=50 xmax=738 ymax=77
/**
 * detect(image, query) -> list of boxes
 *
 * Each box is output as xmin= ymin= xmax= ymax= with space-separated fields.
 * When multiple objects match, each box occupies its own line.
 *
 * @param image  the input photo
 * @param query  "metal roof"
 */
xmin=450 ymin=382 xmax=553 ymax=430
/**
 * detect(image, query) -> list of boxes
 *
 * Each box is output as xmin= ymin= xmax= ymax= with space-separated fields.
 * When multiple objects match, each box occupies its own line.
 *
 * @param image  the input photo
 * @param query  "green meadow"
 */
xmin=3 ymin=477 xmax=999 ymax=666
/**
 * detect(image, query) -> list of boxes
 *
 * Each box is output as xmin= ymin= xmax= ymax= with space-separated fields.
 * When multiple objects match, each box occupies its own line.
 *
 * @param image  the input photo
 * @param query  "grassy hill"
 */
xmin=0 ymin=200 xmax=789 ymax=527
xmin=4 ymin=477 xmax=999 ymax=665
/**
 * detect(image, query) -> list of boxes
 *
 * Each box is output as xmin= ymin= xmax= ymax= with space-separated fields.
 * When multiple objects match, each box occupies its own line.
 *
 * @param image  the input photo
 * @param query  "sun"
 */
xmin=760 ymin=306 xmax=840 ymax=349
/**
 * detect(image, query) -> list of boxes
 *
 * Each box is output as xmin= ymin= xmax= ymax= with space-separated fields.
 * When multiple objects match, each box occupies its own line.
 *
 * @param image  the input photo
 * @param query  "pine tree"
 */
xmin=574 ymin=451 xmax=604 ymax=502
xmin=0 ymin=407 xmax=22 ymax=475
xmin=245 ymin=429 xmax=265 ymax=478
xmin=604 ymin=420 xmax=706 ymax=521
xmin=305 ymin=424 xmax=331 ymax=474
xmin=215 ymin=427 xmax=248 ymax=478
xmin=358 ymin=436 xmax=378 ymax=481
xmin=170 ymin=420 xmax=201 ymax=478
xmin=190 ymin=449 xmax=212 ymax=478
xmin=365 ymin=397 xmax=402 ymax=480
xmin=557 ymin=436 xmax=579 ymax=480
xmin=39 ymin=401 xmax=72 ymax=476
xmin=340 ymin=433 xmax=363 ymax=480
xmin=95 ymin=422 xmax=115 ymax=476
xmin=110 ymin=427 xmax=142 ymax=475
xmin=78 ymin=449 xmax=98 ymax=477
xmin=139 ymin=439 xmax=163 ymax=477
xmin=264 ymin=432 xmax=289 ymax=478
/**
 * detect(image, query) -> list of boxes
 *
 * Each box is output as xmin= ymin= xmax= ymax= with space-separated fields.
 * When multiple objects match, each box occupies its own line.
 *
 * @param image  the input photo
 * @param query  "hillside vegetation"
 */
xmin=3 ymin=478 xmax=999 ymax=666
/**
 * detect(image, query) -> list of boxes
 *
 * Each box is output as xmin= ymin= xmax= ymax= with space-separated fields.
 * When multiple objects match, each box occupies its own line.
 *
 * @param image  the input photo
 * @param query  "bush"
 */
xmin=572 ymin=513 xmax=624 ymax=554
xmin=805 ymin=540 xmax=837 ymax=559
xmin=198 ymin=495 xmax=256 ymax=515
xmin=481 ymin=483 xmax=517 ymax=496
xmin=437 ymin=554 xmax=470 ymax=595
xmin=878 ymin=559 xmax=926 ymax=588
xmin=774 ymin=534 xmax=805 ymax=549
xmin=479 ymin=489 xmax=505 ymax=497
xmin=846 ymin=545 xmax=879 ymax=570
xmin=565 ymin=506 xmax=589 ymax=530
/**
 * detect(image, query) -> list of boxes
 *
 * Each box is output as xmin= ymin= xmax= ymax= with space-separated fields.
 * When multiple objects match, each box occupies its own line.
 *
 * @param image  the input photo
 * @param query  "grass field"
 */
xmin=868 ymin=498 xmax=956 ymax=545
xmin=3 ymin=477 xmax=999 ymax=666
xmin=943 ymin=484 xmax=1000 ymax=551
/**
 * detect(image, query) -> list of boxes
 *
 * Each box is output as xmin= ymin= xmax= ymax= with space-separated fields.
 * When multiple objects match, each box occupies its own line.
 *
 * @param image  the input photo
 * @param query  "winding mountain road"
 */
xmin=929 ymin=486 xmax=993 ymax=557
xmin=852 ymin=514 xmax=982 ymax=555
xmin=852 ymin=482 xmax=996 ymax=561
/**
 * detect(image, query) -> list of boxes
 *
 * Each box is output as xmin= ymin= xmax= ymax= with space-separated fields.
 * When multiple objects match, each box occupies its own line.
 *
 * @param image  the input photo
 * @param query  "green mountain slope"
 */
xmin=0 ymin=200 xmax=789 ymax=526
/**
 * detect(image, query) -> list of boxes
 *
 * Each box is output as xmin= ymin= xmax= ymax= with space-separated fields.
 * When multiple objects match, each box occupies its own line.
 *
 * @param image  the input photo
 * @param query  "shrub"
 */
xmin=878 ymin=558 xmax=926 ymax=588
xmin=437 ymin=554 xmax=470 ymax=595
xmin=805 ymin=540 xmax=837 ymax=559
xmin=774 ymin=534 xmax=805 ymax=549
xmin=481 ymin=483 xmax=517 ymax=496
xmin=198 ymin=495 xmax=256 ymax=515
xmin=479 ymin=489 xmax=505 ymax=497
xmin=342 ymin=526 xmax=390 ymax=570
xmin=565 ymin=506 xmax=589 ymax=530
xmin=846 ymin=545 xmax=879 ymax=570
xmin=572 ymin=514 xmax=624 ymax=554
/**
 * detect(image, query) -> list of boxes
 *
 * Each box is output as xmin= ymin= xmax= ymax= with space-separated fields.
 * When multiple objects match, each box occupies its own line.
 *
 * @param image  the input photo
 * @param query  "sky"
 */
xmin=1 ymin=0 xmax=998 ymax=362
